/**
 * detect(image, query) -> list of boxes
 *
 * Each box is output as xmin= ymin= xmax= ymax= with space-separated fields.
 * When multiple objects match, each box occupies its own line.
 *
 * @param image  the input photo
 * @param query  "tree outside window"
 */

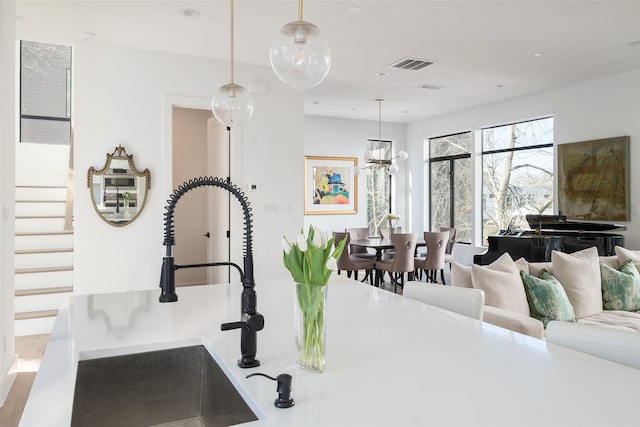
xmin=365 ymin=139 xmax=392 ymax=237
xmin=481 ymin=117 xmax=554 ymax=244
xmin=429 ymin=132 xmax=471 ymax=243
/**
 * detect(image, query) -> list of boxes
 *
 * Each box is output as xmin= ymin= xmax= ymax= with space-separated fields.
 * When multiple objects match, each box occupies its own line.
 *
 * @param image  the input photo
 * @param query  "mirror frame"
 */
xmin=87 ymin=145 xmax=151 ymax=227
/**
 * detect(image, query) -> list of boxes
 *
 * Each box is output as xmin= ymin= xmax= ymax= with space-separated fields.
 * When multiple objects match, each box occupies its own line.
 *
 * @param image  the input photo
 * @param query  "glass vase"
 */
xmin=294 ymin=282 xmax=328 ymax=373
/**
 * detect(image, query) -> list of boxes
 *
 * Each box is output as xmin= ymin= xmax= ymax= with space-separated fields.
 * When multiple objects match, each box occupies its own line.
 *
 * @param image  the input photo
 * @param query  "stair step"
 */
xmin=16 ymin=216 xmax=67 ymax=233
xmin=16 ymin=233 xmax=73 ymax=251
xmin=15 ymin=310 xmax=58 ymax=321
xmin=16 ymin=248 xmax=73 ymax=255
xmin=15 ymin=252 xmax=73 ymax=270
xmin=16 ymin=185 xmax=67 ymax=188
xmin=15 ymin=286 xmax=73 ymax=297
xmin=15 ymin=317 xmax=57 ymax=337
xmin=16 ymin=230 xmax=73 ymax=237
xmin=15 ymin=202 xmax=67 ymax=216
xmin=15 ymin=266 xmax=73 ymax=275
xmin=15 ymin=186 xmax=67 ymax=201
xmin=16 ymin=215 xmax=65 ymax=219
xmin=16 ymin=270 xmax=73 ymax=290
xmin=16 ymin=200 xmax=66 ymax=203
xmin=15 ymin=291 xmax=71 ymax=314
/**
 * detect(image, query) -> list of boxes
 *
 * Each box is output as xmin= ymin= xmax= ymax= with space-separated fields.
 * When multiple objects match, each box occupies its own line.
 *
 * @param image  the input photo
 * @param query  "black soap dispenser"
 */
xmin=246 ymin=372 xmax=295 ymax=408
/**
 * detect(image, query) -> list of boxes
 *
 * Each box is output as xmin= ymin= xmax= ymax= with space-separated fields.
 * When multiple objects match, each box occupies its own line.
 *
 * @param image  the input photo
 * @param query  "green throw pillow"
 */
xmin=520 ymin=269 xmax=576 ymax=327
xmin=600 ymin=260 xmax=640 ymax=311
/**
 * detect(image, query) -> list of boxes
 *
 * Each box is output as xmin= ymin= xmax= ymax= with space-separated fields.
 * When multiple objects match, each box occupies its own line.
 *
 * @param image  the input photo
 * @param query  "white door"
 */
xmin=206 ymin=119 xmax=230 ymax=284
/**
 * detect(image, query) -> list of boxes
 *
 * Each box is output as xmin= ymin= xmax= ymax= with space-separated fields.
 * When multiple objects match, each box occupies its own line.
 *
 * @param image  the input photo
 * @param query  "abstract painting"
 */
xmin=304 ymin=156 xmax=357 ymax=214
xmin=557 ymin=136 xmax=629 ymax=221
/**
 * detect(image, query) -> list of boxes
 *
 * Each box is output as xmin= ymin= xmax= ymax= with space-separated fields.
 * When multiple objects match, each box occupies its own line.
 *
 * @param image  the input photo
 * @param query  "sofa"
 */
xmin=451 ymin=246 xmax=640 ymax=339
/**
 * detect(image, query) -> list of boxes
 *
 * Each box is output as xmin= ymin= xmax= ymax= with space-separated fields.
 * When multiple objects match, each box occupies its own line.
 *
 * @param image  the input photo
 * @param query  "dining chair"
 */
xmin=440 ymin=227 xmax=457 ymax=284
xmin=403 ymin=281 xmax=485 ymax=320
xmin=414 ymin=231 xmax=449 ymax=283
xmin=333 ymin=232 xmax=375 ymax=284
xmin=546 ymin=321 xmax=640 ymax=370
xmin=374 ymin=232 xmax=418 ymax=293
xmin=345 ymin=227 xmax=376 ymax=260
xmin=382 ymin=226 xmax=403 ymax=260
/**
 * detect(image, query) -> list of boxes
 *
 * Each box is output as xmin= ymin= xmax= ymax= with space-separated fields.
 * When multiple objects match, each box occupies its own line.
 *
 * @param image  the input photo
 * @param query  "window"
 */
xmin=365 ymin=139 xmax=392 ymax=234
xmin=429 ymin=132 xmax=471 ymax=243
xmin=20 ymin=40 xmax=72 ymax=144
xmin=481 ymin=117 xmax=554 ymax=244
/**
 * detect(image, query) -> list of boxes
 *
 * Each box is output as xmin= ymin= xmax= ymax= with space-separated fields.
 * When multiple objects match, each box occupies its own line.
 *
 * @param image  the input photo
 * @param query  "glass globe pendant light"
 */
xmin=212 ymin=0 xmax=253 ymax=126
xmin=269 ymin=0 xmax=331 ymax=89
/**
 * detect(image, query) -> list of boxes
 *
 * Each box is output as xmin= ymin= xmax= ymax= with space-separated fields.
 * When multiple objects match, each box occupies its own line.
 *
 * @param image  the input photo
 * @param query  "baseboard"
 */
xmin=0 ymin=353 xmax=18 ymax=407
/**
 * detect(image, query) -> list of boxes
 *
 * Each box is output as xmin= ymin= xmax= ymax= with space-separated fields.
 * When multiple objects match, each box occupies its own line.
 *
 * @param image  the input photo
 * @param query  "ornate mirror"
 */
xmin=87 ymin=145 xmax=151 ymax=226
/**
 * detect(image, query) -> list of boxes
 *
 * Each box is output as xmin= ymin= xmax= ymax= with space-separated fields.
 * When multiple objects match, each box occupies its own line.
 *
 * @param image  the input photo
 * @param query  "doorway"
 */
xmin=172 ymin=107 xmax=230 ymax=286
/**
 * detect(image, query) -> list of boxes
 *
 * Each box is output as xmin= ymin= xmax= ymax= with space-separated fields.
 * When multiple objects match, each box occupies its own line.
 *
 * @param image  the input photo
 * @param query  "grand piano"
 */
xmin=474 ymin=214 xmax=626 ymax=265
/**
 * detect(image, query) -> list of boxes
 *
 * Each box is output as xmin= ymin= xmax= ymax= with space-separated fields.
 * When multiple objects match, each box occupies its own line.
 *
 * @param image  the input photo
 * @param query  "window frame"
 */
xmin=19 ymin=40 xmax=72 ymax=144
xmin=428 ymin=131 xmax=471 ymax=244
xmin=480 ymin=117 xmax=554 ymax=244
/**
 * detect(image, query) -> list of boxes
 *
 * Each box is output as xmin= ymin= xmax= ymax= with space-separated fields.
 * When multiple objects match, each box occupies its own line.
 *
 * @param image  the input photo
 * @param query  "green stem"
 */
xmin=296 ymin=283 xmax=326 ymax=372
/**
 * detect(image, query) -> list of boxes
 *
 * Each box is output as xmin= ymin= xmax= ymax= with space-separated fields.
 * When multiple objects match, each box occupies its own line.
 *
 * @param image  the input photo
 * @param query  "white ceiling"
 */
xmin=14 ymin=0 xmax=640 ymax=123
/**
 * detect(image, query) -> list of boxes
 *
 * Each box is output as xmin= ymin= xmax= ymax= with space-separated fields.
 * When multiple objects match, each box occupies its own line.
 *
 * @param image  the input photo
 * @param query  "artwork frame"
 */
xmin=557 ymin=136 xmax=630 ymax=221
xmin=304 ymin=155 xmax=358 ymax=215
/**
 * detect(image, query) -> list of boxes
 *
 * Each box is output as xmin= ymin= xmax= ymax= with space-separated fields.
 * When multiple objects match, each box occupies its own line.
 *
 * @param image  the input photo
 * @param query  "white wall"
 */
xmin=303 ymin=116 xmax=407 ymax=235
xmin=0 ymin=1 xmax=17 ymax=406
xmin=72 ymin=43 xmax=304 ymax=295
xmin=407 ymin=69 xmax=640 ymax=265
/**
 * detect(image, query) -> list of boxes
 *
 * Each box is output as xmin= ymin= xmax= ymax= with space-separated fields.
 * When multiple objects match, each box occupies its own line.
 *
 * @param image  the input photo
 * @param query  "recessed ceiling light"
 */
xmin=402 ymin=110 xmax=409 ymax=114
xmin=81 ymin=32 xmax=96 ymax=40
xmin=312 ymin=101 xmax=319 ymax=105
xmin=629 ymin=41 xmax=640 ymax=47
xmin=348 ymin=6 xmax=363 ymax=13
xmin=496 ymin=84 xmax=505 ymax=88
xmin=180 ymin=8 xmax=200 ymax=18
xmin=376 ymin=72 xmax=389 ymax=77
xmin=533 ymin=52 xmax=543 ymax=57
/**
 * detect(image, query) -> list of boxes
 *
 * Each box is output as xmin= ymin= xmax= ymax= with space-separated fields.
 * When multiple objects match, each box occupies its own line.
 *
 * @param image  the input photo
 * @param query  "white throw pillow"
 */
xmin=471 ymin=253 xmax=530 ymax=316
xmin=451 ymin=262 xmax=472 ymax=288
xmin=551 ymin=247 xmax=602 ymax=319
xmin=514 ymin=257 xmax=530 ymax=275
xmin=600 ymin=255 xmax=620 ymax=269
xmin=615 ymin=246 xmax=640 ymax=271
xmin=528 ymin=261 xmax=553 ymax=277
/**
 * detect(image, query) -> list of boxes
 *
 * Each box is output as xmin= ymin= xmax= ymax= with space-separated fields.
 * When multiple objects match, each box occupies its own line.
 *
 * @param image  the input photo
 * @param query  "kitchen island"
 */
xmin=20 ymin=276 xmax=640 ymax=426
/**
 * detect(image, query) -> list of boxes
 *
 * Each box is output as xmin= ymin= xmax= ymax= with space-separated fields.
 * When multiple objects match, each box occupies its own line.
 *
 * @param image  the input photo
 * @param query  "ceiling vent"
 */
xmin=419 ymin=83 xmax=444 ymax=90
xmin=388 ymin=57 xmax=434 ymax=71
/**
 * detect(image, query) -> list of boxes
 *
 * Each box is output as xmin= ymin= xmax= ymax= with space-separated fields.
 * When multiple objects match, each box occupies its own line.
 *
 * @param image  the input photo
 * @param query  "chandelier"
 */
xmin=354 ymin=99 xmax=408 ymax=176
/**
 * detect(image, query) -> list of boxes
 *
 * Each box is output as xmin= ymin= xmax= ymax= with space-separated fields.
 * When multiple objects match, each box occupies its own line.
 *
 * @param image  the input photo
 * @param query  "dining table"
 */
xmin=350 ymin=237 xmax=426 ymax=287
xmin=350 ymin=237 xmax=426 ymax=261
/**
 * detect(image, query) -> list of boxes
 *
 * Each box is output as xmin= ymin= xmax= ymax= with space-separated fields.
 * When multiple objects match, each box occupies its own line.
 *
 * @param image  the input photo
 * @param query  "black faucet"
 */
xmin=158 ymin=176 xmax=264 ymax=368
xmin=115 ymin=185 xmax=120 ymax=213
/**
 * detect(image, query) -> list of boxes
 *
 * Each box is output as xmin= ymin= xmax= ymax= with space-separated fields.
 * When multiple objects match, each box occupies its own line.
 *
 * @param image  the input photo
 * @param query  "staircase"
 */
xmin=14 ymin=143 xmax=73 ymax=337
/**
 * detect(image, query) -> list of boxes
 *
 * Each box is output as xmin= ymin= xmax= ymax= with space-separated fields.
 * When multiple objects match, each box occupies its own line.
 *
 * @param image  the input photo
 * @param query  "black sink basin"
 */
xmin=71 ymin=345 xmax=258 ymax=427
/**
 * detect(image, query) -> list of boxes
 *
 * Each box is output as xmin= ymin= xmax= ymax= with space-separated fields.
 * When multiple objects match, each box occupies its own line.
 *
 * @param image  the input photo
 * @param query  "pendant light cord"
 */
xmin=230 ymin=0 xmax=235 ymax=83
xmin=378 ymin=99 xmax=382 ymax=142
xmin=298 ymin=0 xmax=303 ymax=21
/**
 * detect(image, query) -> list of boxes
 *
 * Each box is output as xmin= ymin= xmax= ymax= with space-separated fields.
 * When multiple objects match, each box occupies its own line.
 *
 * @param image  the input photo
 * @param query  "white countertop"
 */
xmin=20 ymin=276 xmax=640 ymax=426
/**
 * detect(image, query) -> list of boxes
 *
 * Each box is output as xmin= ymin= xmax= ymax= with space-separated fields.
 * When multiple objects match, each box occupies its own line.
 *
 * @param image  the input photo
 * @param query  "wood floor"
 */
xmin=0 ymin=334 xmax=49 ymax=427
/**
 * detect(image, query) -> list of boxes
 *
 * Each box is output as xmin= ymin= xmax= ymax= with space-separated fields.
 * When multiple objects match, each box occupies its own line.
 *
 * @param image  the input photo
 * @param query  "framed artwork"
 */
xmin=557 ymin=136 xmax=630 ymax=221
xmin=304 ymin=156 xmax=358 ymax=215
